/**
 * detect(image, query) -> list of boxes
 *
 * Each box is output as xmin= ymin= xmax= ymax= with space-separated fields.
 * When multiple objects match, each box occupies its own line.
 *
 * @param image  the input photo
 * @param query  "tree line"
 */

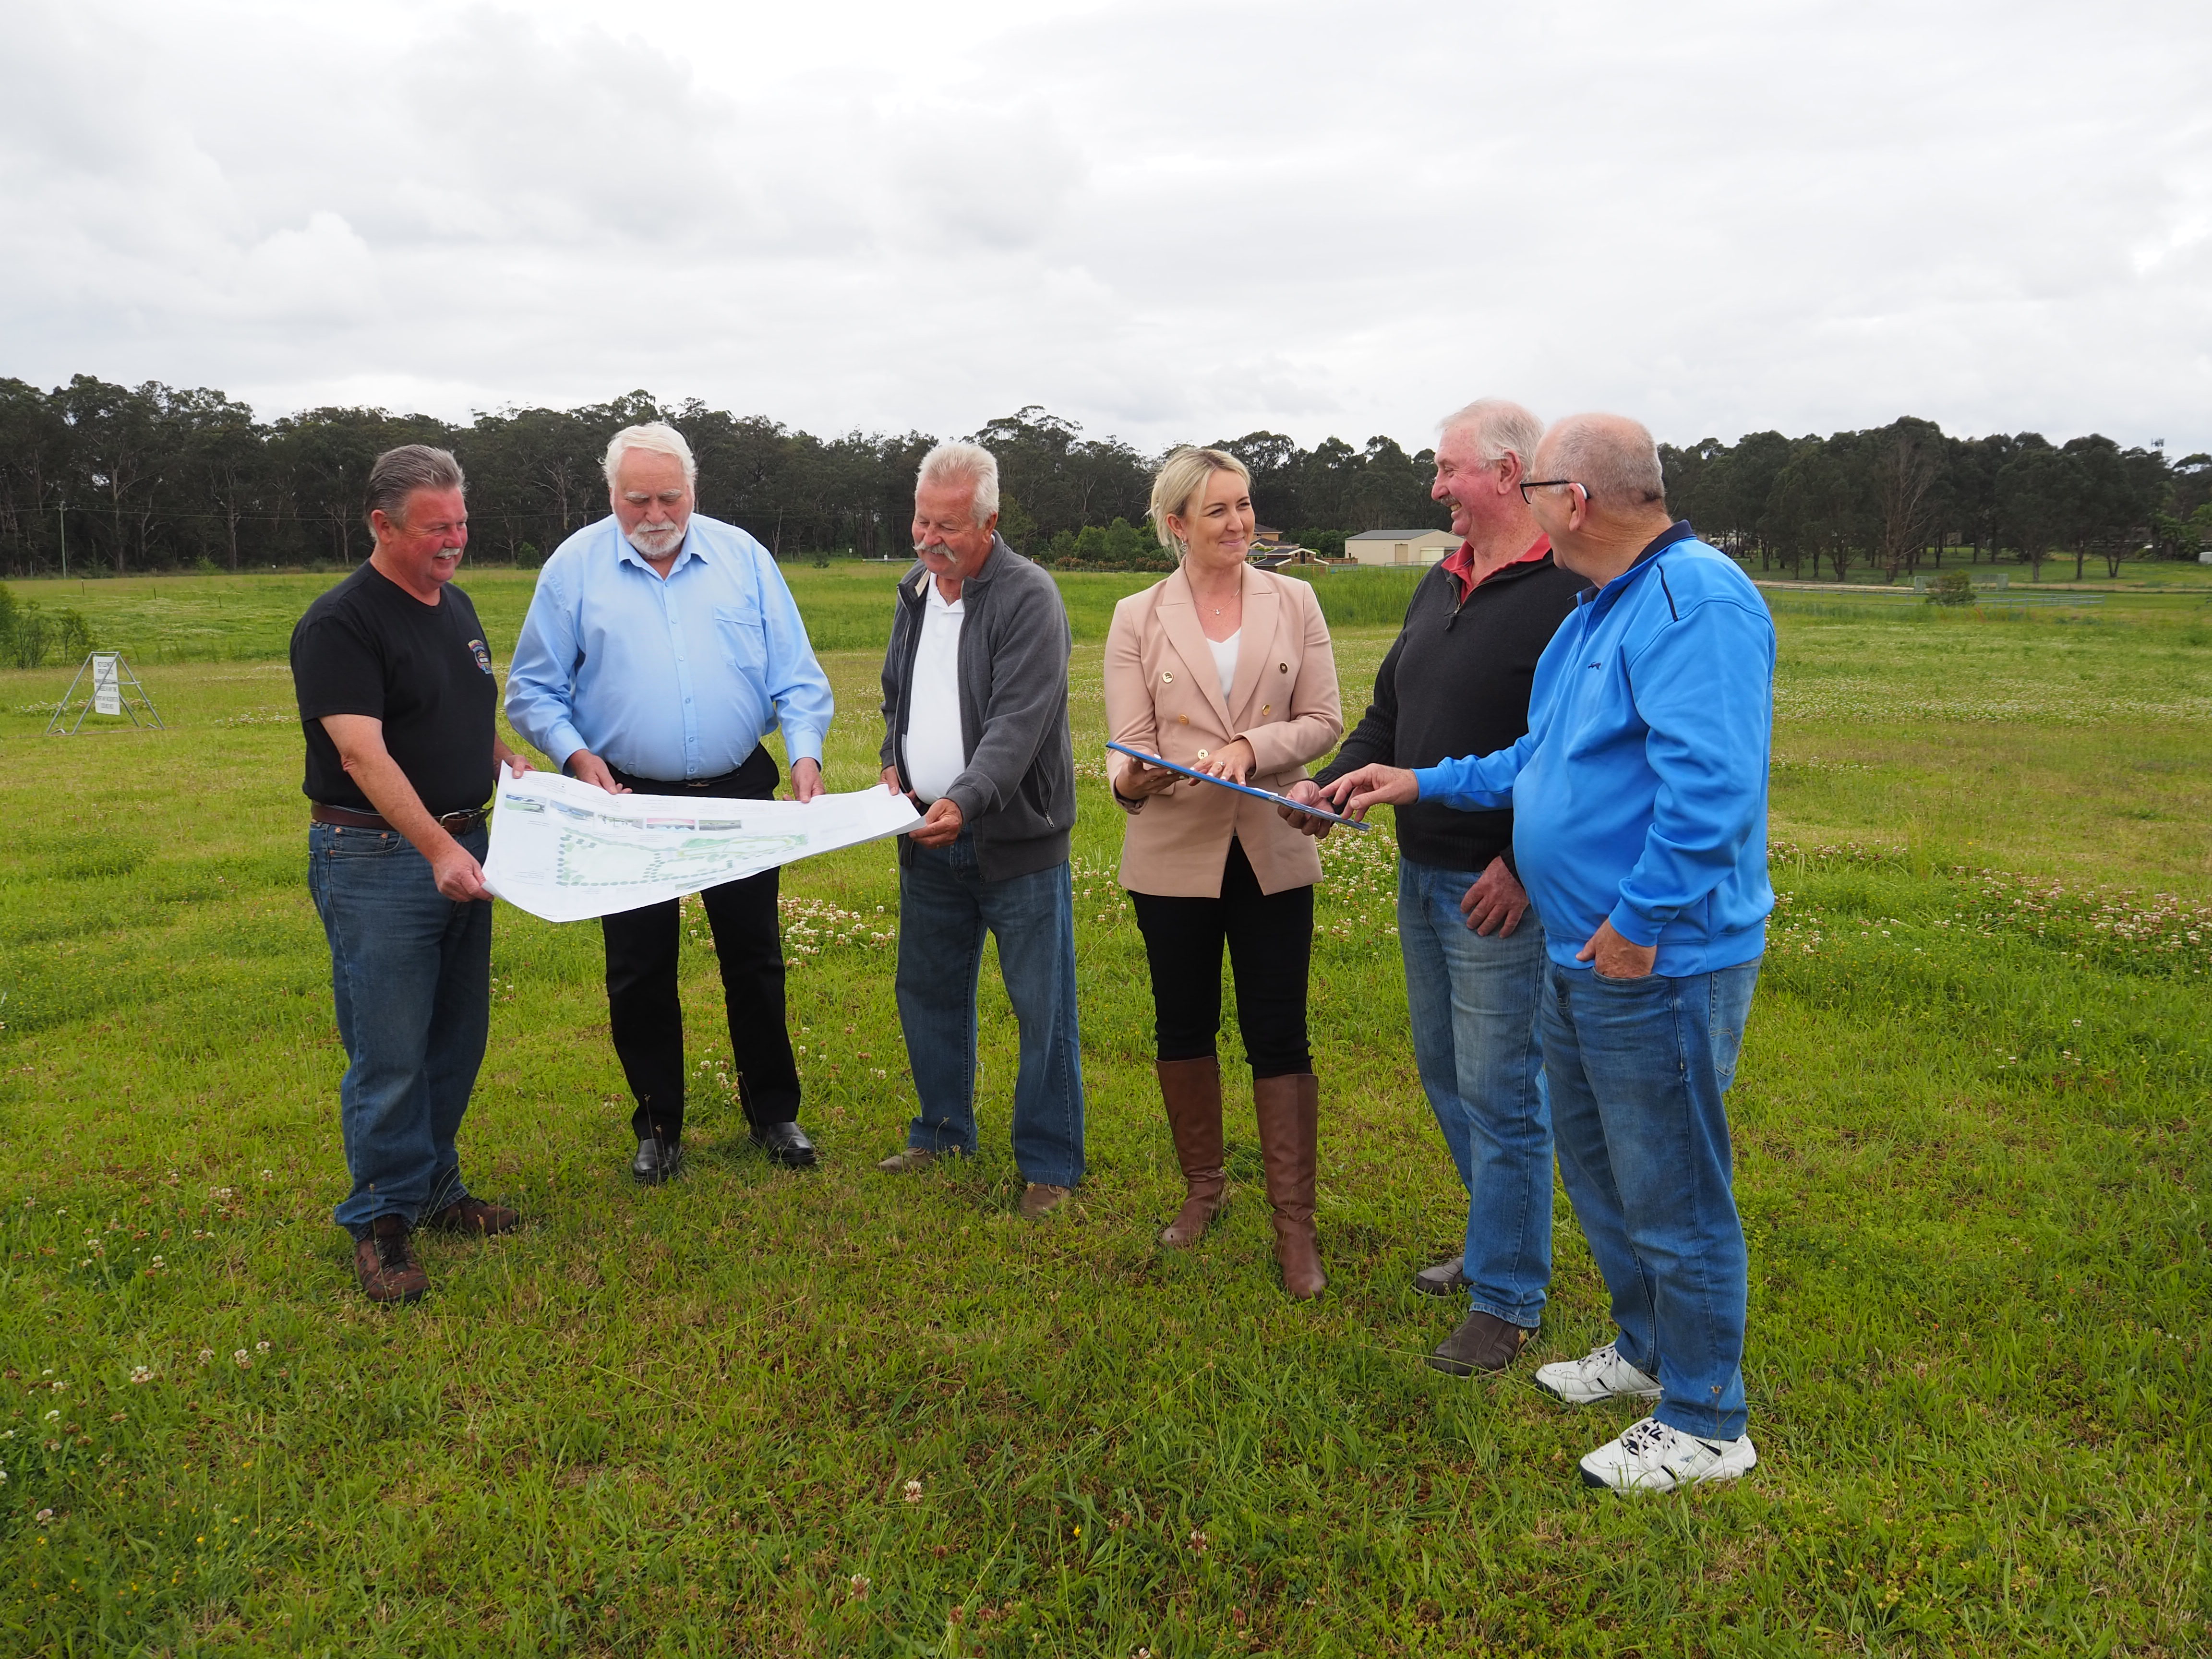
xmin=1657 ymin=419 xmax=2212 ymax=583
xmin=0 ymin=375 xmax=2205 ymax=581
xmin=0 ymin=381 xmax=1445 ymax=577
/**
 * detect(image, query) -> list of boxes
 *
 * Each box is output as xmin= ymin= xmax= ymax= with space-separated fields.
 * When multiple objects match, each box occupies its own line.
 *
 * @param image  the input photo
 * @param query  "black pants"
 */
xmin=601 ymin=748 xmax=800 ymax=1145
xmin=1130 ymin=839 xmax=1314 ymax=1079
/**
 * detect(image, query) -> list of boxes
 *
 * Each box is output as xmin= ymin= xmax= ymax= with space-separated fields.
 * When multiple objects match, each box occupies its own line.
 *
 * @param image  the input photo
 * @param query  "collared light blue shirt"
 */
xmin=505 ymin=513 xmax=833 ymax=781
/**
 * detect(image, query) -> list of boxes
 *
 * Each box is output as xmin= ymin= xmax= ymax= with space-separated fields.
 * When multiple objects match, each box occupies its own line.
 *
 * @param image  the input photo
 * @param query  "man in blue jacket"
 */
xmin=1328 ymin=413 xmax=1774 ymax=1492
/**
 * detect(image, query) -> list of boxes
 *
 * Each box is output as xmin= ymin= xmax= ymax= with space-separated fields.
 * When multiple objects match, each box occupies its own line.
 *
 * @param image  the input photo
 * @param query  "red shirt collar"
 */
xmin=1441 ymin=533 xmax=1551 ymax=602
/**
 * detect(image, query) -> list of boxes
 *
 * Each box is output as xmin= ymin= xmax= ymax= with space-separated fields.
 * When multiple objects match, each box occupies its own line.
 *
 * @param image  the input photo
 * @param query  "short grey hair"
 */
xmin=603 ymin=422 xmax=698 ymax=488
xmin=1439 ymin=398 xmax=1545 ymax=476
xmin=915 ymin=441 xmax=1001 ymax=526
xmin=363 ymin=445 xmax=465 ymax=530
xmin=1539 ymin=413 xmax=1668 ymax=508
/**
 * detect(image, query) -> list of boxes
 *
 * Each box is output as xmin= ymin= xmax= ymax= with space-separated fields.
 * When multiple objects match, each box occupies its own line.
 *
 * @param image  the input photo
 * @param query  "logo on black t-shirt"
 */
xmin=468 ymin=638 xmax=493 ymax=674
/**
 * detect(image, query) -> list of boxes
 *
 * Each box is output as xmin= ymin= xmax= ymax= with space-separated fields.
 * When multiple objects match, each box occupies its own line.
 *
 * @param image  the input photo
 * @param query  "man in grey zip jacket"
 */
xmin=874 ymin=440 xmax=1084 ymax=1217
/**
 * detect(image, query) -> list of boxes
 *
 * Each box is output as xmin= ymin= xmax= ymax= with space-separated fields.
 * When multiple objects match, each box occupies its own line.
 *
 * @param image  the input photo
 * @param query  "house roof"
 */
xmin=1346 ymin=527 xmax=1455 ymax=541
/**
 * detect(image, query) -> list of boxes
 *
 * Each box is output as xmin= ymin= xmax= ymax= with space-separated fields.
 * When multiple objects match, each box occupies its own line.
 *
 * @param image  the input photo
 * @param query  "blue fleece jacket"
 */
xmin=1413 ymin=523 xmax=1774 ymax=976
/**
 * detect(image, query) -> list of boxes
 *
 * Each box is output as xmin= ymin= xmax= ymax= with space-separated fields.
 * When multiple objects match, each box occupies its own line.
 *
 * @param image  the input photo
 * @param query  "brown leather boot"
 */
xmin=353 ymin=1214 xmax=428 ymax=1305
xmin=1156 ymin=1057 xmax=1226 ymax=1247
xmin=1252 ymin=1072 xmax=1324 ymax=1299
xmin=425 ymin=1196 xmax=521 ymax=1237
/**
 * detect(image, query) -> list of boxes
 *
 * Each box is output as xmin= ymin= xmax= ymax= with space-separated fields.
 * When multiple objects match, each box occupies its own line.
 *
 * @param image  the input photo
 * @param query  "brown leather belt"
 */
xmin=311 ymin=803 xmax=490 ymax=834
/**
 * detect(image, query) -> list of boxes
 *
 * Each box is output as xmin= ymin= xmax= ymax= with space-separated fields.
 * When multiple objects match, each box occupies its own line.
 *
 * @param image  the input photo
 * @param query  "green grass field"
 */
xmin=0 ymin=570 xmax=2208 ymax=1655
xmin=12 ymin=564 xmax=1436 ymax=667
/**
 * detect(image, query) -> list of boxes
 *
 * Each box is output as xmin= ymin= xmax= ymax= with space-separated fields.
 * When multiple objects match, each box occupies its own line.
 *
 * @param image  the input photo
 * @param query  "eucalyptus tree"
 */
xmin=0 ymin=378 xmax=69 ymax=572
xmin=1768 ymin=437 xmax=1859 ymax=581
xmin=1870 ymin=417 xmax=1948 ymax=583
xmin=57 ymin=375 xmax=164 ymax=574
xmin=171 ymin=388 xmax=266 ymax=569
xmin=1994 ymin=436 xmax=2068 ymax=580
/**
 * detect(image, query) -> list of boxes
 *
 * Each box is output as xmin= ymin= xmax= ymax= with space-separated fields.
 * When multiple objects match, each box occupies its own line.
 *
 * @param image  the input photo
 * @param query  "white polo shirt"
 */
xmin=902 ymin=579 xmax=967 ymax=803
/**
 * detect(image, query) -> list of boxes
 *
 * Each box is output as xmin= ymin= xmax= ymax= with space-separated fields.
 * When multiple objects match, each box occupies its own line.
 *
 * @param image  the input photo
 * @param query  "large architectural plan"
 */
xmin=482 ymin=769 xmax=921 ymax=923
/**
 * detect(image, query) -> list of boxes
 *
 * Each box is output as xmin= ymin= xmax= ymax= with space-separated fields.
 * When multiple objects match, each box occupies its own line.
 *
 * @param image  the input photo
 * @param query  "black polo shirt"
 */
xmin=1314 ymin=551 xmax=1587 ymax=874
xmin=290 ymin=561 xmax=497 ymax=816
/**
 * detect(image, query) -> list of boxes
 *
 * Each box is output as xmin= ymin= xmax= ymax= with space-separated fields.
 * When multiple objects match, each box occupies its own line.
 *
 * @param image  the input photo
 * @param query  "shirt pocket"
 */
xmin=713 ymin=603 xmax=767 ymax=675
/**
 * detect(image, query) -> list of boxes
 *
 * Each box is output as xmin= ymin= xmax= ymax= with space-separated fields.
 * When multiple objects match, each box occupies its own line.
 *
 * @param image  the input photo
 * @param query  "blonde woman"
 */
xmin=1103 ymin=448 xmax=1343 ymax=1298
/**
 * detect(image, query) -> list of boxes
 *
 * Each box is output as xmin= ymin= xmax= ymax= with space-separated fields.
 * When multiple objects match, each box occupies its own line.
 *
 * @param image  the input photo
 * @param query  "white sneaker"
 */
xmin=1534 ymin=1340 xmax=1663 ymax=1405
xmin=1578 ymin=1416 xmax=1756 ymax=1491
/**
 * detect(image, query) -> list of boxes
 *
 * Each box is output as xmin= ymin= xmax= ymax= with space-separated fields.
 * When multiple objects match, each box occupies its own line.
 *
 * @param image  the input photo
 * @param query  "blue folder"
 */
xmin=1105 ymin=742 xmax=1371 ymax=831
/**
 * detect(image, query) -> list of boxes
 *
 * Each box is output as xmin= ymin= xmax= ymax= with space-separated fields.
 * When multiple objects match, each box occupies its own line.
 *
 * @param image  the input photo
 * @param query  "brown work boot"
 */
xmin=1426 ymin=1310 xmax=1535 ymax=1377
xmin=1020 ymin=1182 xmax=1071 ymax=1220
xmin=1413 ymin=1254 xmax=1469 ymax=1298
xmin=425 ymin=1196 xmax=521 ymax=1236
xmin=1252 ymin=1072 xmax=1324 ymax=1299
xmin=876 ymin=1146 xmax=945 ymax=1174
xmin=353 ymin=1214 xmax=428 ymax=1305
xmin=1156 ymin=1056 xmax=1226 ymax=1248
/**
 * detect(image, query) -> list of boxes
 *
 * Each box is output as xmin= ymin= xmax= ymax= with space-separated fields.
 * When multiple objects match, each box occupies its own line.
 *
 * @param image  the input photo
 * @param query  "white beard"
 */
xmin=627 ymin=521 xmax=685 ymax=558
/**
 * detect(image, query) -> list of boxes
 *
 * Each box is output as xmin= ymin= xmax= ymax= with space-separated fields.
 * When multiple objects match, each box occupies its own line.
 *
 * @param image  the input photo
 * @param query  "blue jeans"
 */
xmin=1543 ymin=958 xmax=1761 ymax=1442
xmin=1396 ymin=860 xmax=1551 ymax=1327
xmin=308 ymin=823 xmax=491 ymax=1237
xmin=895 ymin=833 xmax=1084 ymax=1186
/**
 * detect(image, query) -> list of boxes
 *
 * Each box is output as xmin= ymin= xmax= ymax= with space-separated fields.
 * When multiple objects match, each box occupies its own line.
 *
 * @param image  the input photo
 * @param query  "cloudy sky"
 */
xmin=6 ymin=0 xmax=2207 ymax=454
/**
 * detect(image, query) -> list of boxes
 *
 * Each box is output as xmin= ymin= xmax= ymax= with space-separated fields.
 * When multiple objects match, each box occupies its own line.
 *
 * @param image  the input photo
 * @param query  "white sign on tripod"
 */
xmin=46 ymin=651 xmax=165 ymax=735
xmin=92 ymin=653 xmax=122 ymax=716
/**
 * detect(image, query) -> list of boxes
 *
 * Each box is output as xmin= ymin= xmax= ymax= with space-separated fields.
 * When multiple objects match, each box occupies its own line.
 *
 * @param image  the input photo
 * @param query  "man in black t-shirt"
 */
xmin=291 ymin=444 xmax=531 ymax=1306
xmin=1284 ymin=399 xmax=1586 ymax=1377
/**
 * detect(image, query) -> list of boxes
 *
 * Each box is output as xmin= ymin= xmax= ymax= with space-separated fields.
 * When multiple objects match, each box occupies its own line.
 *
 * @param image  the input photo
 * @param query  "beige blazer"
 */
xmin=1104 ymin=565 xmax=1343 ymax=897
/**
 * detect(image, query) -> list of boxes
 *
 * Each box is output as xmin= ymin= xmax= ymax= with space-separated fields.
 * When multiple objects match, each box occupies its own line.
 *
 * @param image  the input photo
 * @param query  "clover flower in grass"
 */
xmin=36 ymin=1508 xmax=52 ymax=1525
xmin=848 ymin=1574 xmax=870 ymax=1598
xmin=1186 ymin=1527 xmax=1209 ymax=1554
xmin=233 ymin=1350 xmax=251 ymax=1370
xmin=129 ymin=1366 xmax=154 ymax=1385
xmin=197 ymin=1349 xmax=214 ymax=1366
xmin=902 ymin=1478 xmax=923 ymax=1504
xmin=45 ymin=1410 xmax=60 ymax=1422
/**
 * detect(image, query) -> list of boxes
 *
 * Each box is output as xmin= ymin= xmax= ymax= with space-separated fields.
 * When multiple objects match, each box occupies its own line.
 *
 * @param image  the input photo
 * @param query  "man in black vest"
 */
xmin=292 ymin=445 xmax=531 ymax=1306
xmin=1285 ymin=398 xmax=1585 ymax=1373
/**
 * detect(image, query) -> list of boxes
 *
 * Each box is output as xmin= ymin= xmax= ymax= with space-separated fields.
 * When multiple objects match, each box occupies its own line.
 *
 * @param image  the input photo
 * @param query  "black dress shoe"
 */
xmin=631 ymin=1137 xmax=685 ymax=1185
xmin=751 ymin=1120 xmax=818 ymax=1169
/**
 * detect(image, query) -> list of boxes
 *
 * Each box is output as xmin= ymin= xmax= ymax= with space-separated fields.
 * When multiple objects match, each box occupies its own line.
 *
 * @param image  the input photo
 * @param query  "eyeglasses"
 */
xmin=1518 ymin=479 xmax=1587 ymax=504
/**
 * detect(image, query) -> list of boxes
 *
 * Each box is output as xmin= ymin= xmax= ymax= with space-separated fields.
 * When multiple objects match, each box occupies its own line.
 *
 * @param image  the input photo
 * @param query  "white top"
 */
xmin=902 ymin=580 xmax=967 ymax=803
xmin=1206 ymin=630 xmax=1240 ymax=701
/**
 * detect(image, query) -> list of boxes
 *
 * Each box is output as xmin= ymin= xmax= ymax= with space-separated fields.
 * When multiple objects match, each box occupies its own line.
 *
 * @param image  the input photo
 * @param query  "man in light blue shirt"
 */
xmin=507 ymin=421 xmax=835 ymax=1183
xmin=1329 ymin=414 xmax=1773 ymax=1495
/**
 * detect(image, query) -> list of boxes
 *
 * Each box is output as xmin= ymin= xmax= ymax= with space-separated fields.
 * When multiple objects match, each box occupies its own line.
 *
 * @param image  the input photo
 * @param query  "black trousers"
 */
xmin=1130 ymin=839 xmax=1315 ymax=1079
xmin=600 ymin=748 xmax=800 ymax=1145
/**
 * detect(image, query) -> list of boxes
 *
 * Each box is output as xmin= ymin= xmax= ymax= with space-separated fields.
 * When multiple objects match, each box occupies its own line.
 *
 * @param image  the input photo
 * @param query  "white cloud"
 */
xmin=231 ymin=213 xmax=380 ymax=323
xmin=2 ymin=0 xmax=2207 ymax=454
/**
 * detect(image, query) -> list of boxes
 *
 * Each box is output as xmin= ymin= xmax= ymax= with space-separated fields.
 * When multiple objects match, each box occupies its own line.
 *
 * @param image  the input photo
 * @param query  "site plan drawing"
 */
xmin=483 ymin=769 xmax=921 ymax=923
